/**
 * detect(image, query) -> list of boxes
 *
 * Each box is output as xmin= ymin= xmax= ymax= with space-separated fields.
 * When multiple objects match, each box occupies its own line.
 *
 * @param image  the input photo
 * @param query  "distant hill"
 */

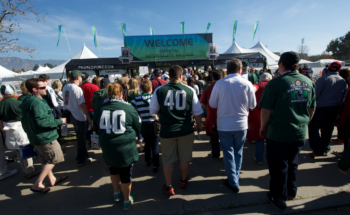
xmin=0 ymin=57 xmax=66 ymax=71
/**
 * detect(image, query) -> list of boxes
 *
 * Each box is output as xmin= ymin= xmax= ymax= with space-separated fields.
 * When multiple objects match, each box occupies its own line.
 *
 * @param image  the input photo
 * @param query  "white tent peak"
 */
xmin=72 ymin=44 xmax=98 ymax=59
xmin=0 ymin=65 xmax=16 ymax=77
xmin=250 ymin=41 xmax=280 ymax=62
xmin=35 ymin=65 xmax=50 ymax=73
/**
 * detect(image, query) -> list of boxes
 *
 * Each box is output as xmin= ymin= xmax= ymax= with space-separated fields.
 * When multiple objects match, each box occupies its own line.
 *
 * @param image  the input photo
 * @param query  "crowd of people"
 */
xmin=0 ymin=52 xmax=350 ymax=212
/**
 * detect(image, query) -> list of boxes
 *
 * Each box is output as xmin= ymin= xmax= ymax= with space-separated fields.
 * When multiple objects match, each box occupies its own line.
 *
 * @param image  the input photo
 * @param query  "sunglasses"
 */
xmin=37 ymin=86 xmax=46 ymax=90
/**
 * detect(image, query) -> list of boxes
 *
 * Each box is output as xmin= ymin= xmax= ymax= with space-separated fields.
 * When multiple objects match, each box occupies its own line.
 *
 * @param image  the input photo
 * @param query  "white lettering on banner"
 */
xmin=77 ymin=65 xmax=115 ymax=70
xmin=164 ymin=90 xmax=187 ymax=110
xmin=99 ymin=110 xmax=126 ymax=134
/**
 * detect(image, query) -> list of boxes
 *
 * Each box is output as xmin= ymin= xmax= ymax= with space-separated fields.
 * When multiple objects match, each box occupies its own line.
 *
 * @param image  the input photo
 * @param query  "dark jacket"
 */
xmin=92 ymin=89 xmax=108 ymax=112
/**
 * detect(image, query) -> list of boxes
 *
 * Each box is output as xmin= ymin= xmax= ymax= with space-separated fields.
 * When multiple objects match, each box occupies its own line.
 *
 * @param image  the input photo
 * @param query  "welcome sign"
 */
xmin=124 ymin=33 xmax=212 ymax=61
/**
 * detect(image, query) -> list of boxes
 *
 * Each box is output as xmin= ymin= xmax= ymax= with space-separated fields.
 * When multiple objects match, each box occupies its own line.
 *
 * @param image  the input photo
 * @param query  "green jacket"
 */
xmin=93 ymin=98 xmax=141 ymax=168
xmin=92 ymin=89 xmax=107 ymax=112
xmin=339 ymin=147 xmax=350 ymax=171
xmin=20 ymin=95 xmax=62 ymax=145
xmin=17 ymin=94 xmax=31 ymax=102
xmin=248 ymin=73 xmax=259 ymax=84
xmin=0 ymin=98 xmax=22 ymax=122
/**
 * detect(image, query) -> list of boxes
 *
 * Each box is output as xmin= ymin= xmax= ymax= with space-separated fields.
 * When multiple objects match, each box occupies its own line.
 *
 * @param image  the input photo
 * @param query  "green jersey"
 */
xmin=0 ymin=98 xmax=22 ymax=122
xmin=259 ymin=71 xmax=316 ymax=142
xmin=93 ymin=98 xmax=141 ymax=168
xmin=149 ymin=82 xmax=203 ymax=138
xmin=248 ymin=73 xmax=259 ymax=84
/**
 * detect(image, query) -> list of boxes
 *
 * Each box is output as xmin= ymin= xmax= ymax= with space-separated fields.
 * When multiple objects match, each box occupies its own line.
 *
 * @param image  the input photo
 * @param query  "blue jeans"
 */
xmin=141 ymin=127 xmax=160 ymax=167
xmin=308 ymin=106 xmax=339 ymax=154
xmin=266 ymin=138 xmax=304 ymax=200
xmin=71 ymin=114 xmax=87 ymax=164
xmin=255 ymin=139 xmax=265 ymax=163
xmin=210 ymin=136 xmax=220 ymax=158
xmin=218 ymin=130 xmax=247 ymax=188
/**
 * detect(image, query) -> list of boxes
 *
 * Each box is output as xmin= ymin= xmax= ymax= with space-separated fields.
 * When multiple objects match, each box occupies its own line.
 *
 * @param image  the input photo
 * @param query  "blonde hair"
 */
xmin=3 ymin=93 xmax=15 ymax=99
xmin=92 ymin=76 xmax=101 ymax=88
xmin=220 ymin=68 xmax=227 ymax=78
xmin=128 ymin=78 xmax=140 ymax=93
xmin=141 ymin=79 xmax=152 ymax=93
xmin=20 ymin=82 xmax=30 ymax=95
xmin=52 ymin=80 xmax=62 ymax=93
xmin=182 ymin=76 xmax=187 ymax=85
xmin=107 ymin=83 xmax=122 ymax=98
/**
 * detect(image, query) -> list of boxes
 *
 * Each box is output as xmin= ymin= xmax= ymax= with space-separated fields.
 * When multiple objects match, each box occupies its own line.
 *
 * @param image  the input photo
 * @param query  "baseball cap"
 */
xmin=100 ymin=78 xmax=110 ymax=86
xmin=70 ymin=70 xmax=83 ymax=79
xmin=0 ymin=84 xmax=14 ymax=95
xmin=82 ymin=72 xmax=89 ymax=81
xmin=242 ymin=60 xmax=249 ymax=67
xmin=143 ymin=74 xmax=150 ymax=79
xmin=328 ymin=61 xmax=342 ymax=72
xmin=153 ymin=68 xmax=161 ymax=75
xmin=278 ymin=52 xmax=299 ymax=67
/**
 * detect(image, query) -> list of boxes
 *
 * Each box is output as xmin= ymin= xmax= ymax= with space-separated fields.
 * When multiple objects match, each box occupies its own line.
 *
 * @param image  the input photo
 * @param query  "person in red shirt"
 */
xmin=200 ymin=70 xmax=222 ymax=158
xmin=246 ymin=73 xmax=272 ymax=164
xmin=80 ymin=72 xmax=100 ymax=148
xmin=151 ymin=68 xmax=168 ymax=93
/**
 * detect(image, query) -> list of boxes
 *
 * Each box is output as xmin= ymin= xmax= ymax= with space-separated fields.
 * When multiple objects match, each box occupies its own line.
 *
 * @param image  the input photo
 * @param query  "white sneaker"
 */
xmin=0 ymin=169 xmax=18 ymax=181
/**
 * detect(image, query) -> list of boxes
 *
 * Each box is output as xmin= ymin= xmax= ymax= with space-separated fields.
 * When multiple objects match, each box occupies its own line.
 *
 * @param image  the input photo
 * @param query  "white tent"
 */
xmin=299 ymin=59 xmax=313 ymax=64
xmin=0 ymin=65 xmax=16 ymax=77
xmin=38 ymin=44 xmax=98 ymax=79
xmin=34 ymin=65 xmax=50 ymax=73
xmin=224 ymin=41 xmax=280 ymax=67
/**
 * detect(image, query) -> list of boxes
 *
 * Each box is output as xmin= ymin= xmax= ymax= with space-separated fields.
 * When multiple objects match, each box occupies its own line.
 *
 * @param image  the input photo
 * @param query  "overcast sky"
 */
xmin=1 ymin=0 xmax=350 ymax=60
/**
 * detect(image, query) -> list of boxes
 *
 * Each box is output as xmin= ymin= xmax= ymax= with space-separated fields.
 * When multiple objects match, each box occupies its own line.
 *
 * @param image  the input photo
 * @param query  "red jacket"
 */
xmin=151 ymin=78 xmax=167 ymax=93
xmin=200 ymin=82 xmax=217 ymax=136
xmin=80 ymin=82 xmax=100 ymax=112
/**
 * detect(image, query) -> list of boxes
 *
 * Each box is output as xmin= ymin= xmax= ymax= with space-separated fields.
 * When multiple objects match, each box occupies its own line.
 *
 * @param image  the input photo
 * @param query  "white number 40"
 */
xmin=164 ymin=90 xmax=186 ymax=110
xmin=99 ymin=110 xmax=126 ymax=134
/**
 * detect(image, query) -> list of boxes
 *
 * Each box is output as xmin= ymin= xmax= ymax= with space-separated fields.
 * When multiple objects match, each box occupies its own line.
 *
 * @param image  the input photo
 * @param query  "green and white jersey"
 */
xmin=149 ymin=82 xmax=203 ymax=138
xmin=93 ymin=98 xmax=141 ymax=168
xmin=131 ymin=93 xmax=154 ymax=133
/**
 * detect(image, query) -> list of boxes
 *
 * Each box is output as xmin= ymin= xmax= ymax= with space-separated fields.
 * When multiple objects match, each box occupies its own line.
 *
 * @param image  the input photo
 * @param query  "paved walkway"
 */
xmin=0 ymin=127 xmax=349 ymax=215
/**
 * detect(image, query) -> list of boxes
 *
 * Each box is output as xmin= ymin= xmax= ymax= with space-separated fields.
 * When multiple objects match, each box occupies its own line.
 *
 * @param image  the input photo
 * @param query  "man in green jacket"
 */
xmin=92 ymin=78 xmax=110 ymax=112
xmin=21 ymin=78 xmax=67 ymax=193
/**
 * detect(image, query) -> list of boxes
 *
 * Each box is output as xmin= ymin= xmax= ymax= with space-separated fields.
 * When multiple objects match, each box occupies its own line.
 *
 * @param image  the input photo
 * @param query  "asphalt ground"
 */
xmin=0 ymin=125 xmax=349 ymax=215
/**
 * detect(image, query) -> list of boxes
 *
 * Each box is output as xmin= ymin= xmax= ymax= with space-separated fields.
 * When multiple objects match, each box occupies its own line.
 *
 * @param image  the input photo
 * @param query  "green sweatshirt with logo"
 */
xmin=20 ymin=95 xmax=63 ymax=145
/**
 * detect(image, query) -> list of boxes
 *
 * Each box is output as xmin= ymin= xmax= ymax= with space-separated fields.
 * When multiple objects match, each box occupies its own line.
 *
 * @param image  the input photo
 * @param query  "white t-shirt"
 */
xmin=192 ymin=85 xmax=199 ymax=96
xmin=62 ymin=83 xmax=86 ymax=121
xmin=241 ymin=73 xmax=248 ymax=80
xmin=46 ymin=85 xmax=61 ymax=114
xmin=209 ymin=74 xmax=256 ymax=131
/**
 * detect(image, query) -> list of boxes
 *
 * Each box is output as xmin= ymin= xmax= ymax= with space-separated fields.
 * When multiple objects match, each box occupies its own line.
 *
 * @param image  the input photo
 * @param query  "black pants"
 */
xmin=343 ymin=118 xmax=350 ymax=150
xmin=266 ymin=138 xmax=305 ymax=200
xmin=141 ymin=126 xmax=160 ymax=167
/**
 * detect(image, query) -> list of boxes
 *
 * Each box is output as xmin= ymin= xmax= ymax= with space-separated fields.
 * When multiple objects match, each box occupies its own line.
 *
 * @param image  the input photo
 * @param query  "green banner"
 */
xmin=253 ymin=21 xmax=259 ymax=42
xmin=57 ymin=25 xmax=62 ymax=47
xmin=233 ymin=21 xmax=237 ymax=43
xmin=180 ymin=22 xmax=185 ymax=34
xmin=124 ymin=33 xmax=212 ymax=61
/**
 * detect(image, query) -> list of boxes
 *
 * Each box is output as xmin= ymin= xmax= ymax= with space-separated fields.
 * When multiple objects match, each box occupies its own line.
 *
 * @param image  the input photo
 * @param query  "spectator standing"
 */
xmin=194 ymin=75 xmax=203 ymax=93
xmin=93 ymin=83 xmax=141 ymax=210
xmin=21 ymin=78 xmax=67 ymax=193
xmin=62 ymin=70 xmax=92 ymax=167
xmin=246 ymin=73 xmax=272 ymax=165
xmin=188 ymin=77 xmax=199 ymax=96
xmin=259 ymin=52 xmax=316 ymax=211
xmin=118 ymin=73 xmax=130 ymax=89
xmin=131 ymin=79 xmax=160 ymax=172
xmin=92 ymin=78 xmax=110 ymax=112
xmin=18 ymin=82 xmax=31 ymax=102
xmin=162 ymin=71 xmax=169 ymax=80
xmin=39 ymin=74 xmax=61 ymax=117
xmin=127 ymin=79 xmax=142 ymax=102
xmin=80 ymin=72 xmax=99 ymax=148
xmin=150 ymin=65 xmax=203 ymax=196
xmin=203 ymin=75 xmax=212 ymax=91
xmin=92 ymin=76 xmax=101 ymax=89
xmin=198 ymin=73 xmax=205 ymax=86
xmin=151 ymin=68 xmax=167 ymax=93
xmin=248 ymin=67 xmax=259 ymax=84
xmin=209 ymin=59 xmax=256 ymax=193
xmin=0 ymin=85 xmax=41 ymax=179
xmin=309 ymin=62 xmax=347 ymax=157
xmin=183 ymin=68 xmax=192 ymax=79
xmin=241 ymin=61 xmax=249 ymax=80
xmin=200 ymin=70 xmax=222 ymax=158
xmin=52 ymin=80 xmax=64 ymax=113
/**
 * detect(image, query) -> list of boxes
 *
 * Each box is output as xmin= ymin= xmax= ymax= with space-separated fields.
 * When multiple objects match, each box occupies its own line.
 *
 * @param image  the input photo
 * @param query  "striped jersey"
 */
xmin=131 ymin=93 xmax=154 ymax=132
